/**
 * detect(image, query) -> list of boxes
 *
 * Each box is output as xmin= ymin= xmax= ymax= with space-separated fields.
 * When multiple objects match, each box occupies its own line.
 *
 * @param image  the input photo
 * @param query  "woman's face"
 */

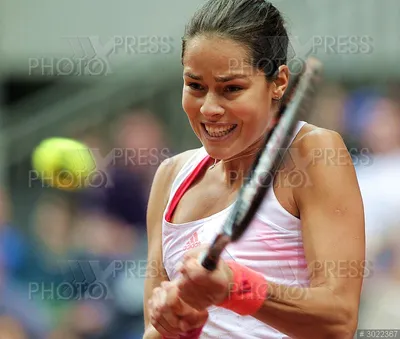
xmin=182 ymin=35 xmax=278 ymax=160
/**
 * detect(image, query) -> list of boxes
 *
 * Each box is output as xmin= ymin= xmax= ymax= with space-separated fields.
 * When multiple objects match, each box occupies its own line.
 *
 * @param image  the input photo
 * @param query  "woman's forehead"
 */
xmin=183 ymin=39 xmax=258 ymax=77
xmin=184 ymin=36 xmax=250 ymax=64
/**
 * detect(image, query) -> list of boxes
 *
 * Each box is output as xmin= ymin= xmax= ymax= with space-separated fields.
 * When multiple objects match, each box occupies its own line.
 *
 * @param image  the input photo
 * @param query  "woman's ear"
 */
xmin=272 ymin=65 xmax=289 ymax=100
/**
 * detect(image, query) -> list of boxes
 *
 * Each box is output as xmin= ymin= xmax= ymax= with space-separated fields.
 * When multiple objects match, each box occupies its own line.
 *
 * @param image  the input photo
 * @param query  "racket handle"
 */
xmin=201 ymin=253 xmax=218 ymax=271
xmin=200 ymin=233 xmax=231 ymax=271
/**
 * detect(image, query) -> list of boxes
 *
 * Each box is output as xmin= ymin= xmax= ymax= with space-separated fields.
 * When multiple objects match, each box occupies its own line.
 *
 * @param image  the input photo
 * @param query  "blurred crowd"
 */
xmin=0 ymin=110 xmax=172 ymax=338
xmin=0 ymin=82 xmax=400 ymax=338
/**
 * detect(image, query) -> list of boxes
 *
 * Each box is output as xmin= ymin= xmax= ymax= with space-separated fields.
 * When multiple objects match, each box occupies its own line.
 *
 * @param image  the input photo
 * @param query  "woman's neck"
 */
xmin=211 ymin=137 xmax=265 ymax=189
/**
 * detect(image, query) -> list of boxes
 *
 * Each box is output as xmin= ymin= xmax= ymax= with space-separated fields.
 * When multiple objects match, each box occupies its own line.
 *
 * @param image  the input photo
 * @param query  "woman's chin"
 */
xmin=202 ymin=144 xmax=238 ymax=161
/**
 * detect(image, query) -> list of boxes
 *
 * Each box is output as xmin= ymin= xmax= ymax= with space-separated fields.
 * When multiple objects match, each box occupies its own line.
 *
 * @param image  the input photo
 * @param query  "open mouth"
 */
xmin=201 ymin=123 xmax=238 ymax=138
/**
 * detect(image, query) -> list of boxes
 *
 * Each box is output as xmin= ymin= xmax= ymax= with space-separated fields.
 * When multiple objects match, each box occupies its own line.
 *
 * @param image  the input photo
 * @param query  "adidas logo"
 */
xmin=183 ymin=231 xmax=201 ymax=250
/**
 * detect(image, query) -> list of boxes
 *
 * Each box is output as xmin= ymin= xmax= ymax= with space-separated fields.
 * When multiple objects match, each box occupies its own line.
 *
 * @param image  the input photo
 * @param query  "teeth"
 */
xmin=204 ymin=124 xmax=236 ymax=137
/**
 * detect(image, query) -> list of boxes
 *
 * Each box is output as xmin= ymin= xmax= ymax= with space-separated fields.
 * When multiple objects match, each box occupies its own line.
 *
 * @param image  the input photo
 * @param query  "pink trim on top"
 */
xmin=165 ymin=155 xmax=211 ymax=223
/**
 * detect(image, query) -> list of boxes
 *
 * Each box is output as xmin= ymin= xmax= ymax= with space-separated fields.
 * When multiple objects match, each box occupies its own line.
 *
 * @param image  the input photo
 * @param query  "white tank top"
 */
xmin=162 ymin=121 xmax=309 ymax=339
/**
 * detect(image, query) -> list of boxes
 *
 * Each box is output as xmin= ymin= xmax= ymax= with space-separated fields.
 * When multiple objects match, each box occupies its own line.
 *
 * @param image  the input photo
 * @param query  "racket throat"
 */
xmin=201 ymin=233 xmax=231 ymax=271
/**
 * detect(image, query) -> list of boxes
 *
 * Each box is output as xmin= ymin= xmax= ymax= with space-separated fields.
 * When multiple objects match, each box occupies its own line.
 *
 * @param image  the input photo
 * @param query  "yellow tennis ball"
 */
xmin=32 ymin=137 xmax=97 ymax=190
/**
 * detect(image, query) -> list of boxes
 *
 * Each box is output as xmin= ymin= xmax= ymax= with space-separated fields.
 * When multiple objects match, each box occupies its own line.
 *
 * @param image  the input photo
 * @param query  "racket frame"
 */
xmin=201 ymin=57 xmax=323 ymax=271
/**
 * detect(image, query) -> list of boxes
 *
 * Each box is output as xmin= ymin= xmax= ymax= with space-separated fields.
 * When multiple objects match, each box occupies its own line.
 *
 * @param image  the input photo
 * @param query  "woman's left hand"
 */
xmin=176 ymin=248 xmax=234 ymax=310
xmin=149 ymin=280 xmax=209 ymax=337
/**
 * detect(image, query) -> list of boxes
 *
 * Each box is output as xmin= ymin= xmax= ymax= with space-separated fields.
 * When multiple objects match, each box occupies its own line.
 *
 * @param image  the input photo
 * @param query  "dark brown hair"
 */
xmin=182 ymin=0 xmax=289 ymax=81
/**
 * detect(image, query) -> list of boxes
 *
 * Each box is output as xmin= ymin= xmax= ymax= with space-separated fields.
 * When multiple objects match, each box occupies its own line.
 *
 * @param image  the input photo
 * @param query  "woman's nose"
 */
xmin=200 ymin=93 xmax=224 ymax=118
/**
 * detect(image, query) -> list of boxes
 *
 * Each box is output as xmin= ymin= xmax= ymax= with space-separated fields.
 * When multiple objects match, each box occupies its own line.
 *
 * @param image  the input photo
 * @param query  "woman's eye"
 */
xmin=225 ymin=86 xmax=243 ymax=92
xmin=188 ymin=83 xmax=204 ymax=91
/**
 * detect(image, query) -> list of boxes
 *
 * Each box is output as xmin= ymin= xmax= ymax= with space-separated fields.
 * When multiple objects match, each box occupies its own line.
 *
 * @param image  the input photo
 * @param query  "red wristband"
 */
xmin=217 ymin=261 xmax=268 ymax=316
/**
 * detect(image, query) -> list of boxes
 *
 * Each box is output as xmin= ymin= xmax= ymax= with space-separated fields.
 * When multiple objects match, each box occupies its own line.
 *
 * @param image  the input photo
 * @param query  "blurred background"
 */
xmin=0 ymin=0 xmax=399 ymax=338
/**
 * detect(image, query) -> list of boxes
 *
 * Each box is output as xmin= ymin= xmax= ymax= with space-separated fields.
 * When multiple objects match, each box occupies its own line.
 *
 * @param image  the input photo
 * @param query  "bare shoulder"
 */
xmin=292 ymin=123 xmax=348 ymax=156
xmin=161 ymin=148 xmax=202 ymax=183
xmin=151 ymin=148 xmax=201 ymax=201
xmin=288 ymin=123 xmax=354 ymax=176
xmin=274 ymin=124 xmax=353 ymax=217
xmin=290 ymin=123 xmax=362 ymax=207
xmin=147 ymin=147 xmax=202 ymax=229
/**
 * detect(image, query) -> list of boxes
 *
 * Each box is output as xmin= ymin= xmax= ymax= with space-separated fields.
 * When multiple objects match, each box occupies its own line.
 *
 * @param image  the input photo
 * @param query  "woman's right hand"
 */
xmin=148 ymin=281 xmax=208 ymax=338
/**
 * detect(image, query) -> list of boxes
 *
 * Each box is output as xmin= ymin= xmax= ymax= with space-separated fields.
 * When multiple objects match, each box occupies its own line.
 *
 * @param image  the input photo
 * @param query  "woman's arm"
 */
xmin=143 ymin=150 xmax=200 ymax=338
xmin=176 ymin=129 xmax=365 ymax=339
xmin=143 ymin=159 xmax=171 ymax=337
xmin=251 ymin=129 xmax=365 ymax=338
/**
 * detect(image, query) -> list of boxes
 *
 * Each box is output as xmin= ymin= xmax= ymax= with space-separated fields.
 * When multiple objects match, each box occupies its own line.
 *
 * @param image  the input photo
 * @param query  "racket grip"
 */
xmin=200 ymin=233 xmax=231 ymax=271
xmin=201 ymin=254 xmax=218 ymax=271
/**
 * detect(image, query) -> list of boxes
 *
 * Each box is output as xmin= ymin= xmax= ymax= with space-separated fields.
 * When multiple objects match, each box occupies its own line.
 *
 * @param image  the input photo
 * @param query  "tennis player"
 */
xmin=144 ymin=0 xmax=365 ymax=338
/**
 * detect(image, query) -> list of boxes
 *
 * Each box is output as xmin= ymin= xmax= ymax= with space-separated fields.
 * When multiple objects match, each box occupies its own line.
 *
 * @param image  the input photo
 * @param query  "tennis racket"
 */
xmin=201 ymin=56 xmax=323 ymax=271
